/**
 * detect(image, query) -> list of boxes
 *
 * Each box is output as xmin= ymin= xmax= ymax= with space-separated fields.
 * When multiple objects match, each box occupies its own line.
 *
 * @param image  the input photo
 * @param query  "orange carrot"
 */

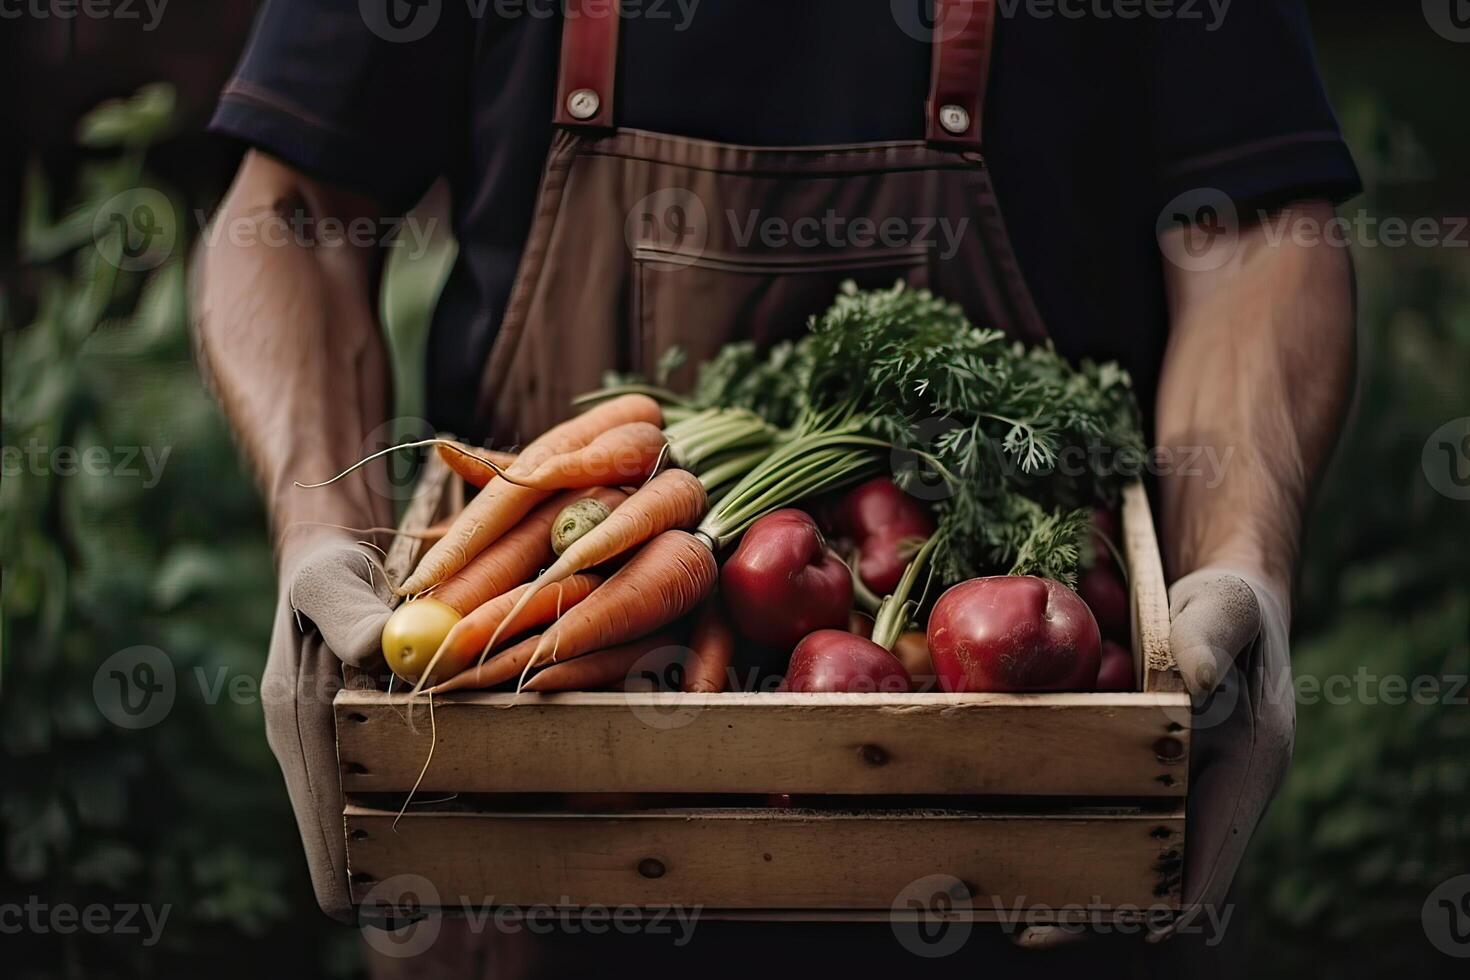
xmin=527 ymin=529 xmax=717 ymax=671
xmin=436 ymin=442 xmax=516 ymax=489
xmin=504 ymin=421 xmax=666 ymax=490
xmin=522 ymin=631 xmax=682 ymax=692
xmin=478 ymin=469 xmax=707 ymax=654
xmin=430 ymin=487 xmax=625 ymax=614
xmin=402 ymin=394 xmax=662 ymax=594
xmin=682 ymin=597 xmax=735 ymax=693
xmin=427 ymin=634 xmax=542 ymax=693
xmin=418 ymin=574 xmax=600 ymax=686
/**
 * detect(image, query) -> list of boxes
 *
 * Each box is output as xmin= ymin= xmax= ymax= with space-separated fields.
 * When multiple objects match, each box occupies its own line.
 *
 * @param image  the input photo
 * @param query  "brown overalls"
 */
xmin=476 ymin=0 xmax=1048 ymax=447
xmin=364 ymin=2 xmax=1258 ymax=975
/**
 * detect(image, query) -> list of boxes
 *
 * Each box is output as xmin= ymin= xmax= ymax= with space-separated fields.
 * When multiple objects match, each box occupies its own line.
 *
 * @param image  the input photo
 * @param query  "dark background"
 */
xmin=2 ymin=2 xmax=1467 ymax=977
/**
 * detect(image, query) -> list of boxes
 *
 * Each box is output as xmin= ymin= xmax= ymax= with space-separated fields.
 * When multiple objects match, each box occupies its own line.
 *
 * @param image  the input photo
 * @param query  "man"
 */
xmin=194 ymin=0 xmax=1357 ymax=972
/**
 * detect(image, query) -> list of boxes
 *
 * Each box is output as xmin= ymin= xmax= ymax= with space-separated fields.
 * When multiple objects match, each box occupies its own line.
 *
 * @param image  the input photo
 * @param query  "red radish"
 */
xmin=1095 ymin=639 xmax=1135 ymax=692
xmin=835 ymin=477 xmax=934 ymax=542
xmin=857 ymin=526 xmax=921 ymax=596
xmin=781 ymin=630 xmax=911 ymax=693
xmin=1090 ymin=506 xmax=1122 ymax=569
xmin=927 ymin=576 xmax=1102 ymax=692
xmin=721 ymin=509 xmax=852 ymax=651
xmin=1078 ymin=561 xmax=1130 ymax=642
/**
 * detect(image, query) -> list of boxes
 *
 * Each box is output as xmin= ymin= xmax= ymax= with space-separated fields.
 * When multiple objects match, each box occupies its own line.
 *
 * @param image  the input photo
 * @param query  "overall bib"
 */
xmin=476 ymin=0 xmax=1048 ymax=447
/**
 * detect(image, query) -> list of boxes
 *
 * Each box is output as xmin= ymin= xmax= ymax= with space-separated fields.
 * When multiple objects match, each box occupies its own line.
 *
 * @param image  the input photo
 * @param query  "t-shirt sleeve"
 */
xmin=209 ymin=0 xmax=472 ymax=211
xmin=1144 ymin=1 xmax=1361 ymax=212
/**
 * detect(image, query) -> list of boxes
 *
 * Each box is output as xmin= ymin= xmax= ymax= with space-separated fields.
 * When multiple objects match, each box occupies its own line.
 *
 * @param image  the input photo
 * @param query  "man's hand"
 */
xmin=1017 ymin=201 xmax=1353 ymax=951
xmin=192 ymin=153 xmax=397 ymax=919
xmin=1153 ymin=199 xmax=1353 ymax=937
xmin=285 ymin=531 xmax=395 ymax=669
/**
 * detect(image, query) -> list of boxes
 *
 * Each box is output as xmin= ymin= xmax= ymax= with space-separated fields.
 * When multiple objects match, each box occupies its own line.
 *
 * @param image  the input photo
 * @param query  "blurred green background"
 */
xmin=1 ymin=4 xmax=1466 ymax=978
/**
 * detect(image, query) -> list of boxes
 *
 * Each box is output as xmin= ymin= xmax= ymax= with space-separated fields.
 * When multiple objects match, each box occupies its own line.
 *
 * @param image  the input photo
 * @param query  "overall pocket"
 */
xmin=632 ymin=244 xmax=931 ymax=390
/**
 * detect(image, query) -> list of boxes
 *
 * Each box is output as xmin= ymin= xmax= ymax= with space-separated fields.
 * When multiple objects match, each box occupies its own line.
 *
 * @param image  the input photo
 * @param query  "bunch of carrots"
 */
xmin=371 ymin=392 xmax=764 ymax=698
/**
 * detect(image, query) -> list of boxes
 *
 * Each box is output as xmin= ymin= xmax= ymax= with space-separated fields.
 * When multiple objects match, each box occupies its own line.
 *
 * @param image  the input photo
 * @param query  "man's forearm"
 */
xmin=192 ymin=151 xmax=394 ymax=557
xmin=1155 ymin=200 xmax=1356 ymax=595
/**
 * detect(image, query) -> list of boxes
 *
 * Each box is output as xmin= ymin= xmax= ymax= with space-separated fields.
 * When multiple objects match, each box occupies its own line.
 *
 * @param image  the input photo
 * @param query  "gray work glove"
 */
xmin=1154 ymin=567 xmax=1293 ymax=942
xmin=265 ymin=533 xmax=393 ymax=922
xmin=1016 ymin=567 xmax=1293 ymax=951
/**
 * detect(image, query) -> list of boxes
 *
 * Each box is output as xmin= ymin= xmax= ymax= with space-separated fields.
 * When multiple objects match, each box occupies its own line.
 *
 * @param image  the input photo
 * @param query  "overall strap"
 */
xmin=555 ymin=0 xmax=997 ymax=146
xmin=554 ymin=0 xmax=621 ymax=129
xmin=925 ymin=0 xmax=995 ymax=148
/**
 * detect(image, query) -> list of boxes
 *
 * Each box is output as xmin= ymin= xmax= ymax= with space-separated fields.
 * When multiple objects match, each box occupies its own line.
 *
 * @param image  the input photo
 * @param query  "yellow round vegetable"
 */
xmin=381 ymin=598 xmax=462 ymax=682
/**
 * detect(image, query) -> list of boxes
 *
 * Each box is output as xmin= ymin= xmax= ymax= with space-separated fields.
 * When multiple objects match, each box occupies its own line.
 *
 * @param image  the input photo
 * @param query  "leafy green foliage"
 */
xmin=685 ymin=281 xmax=1144 ymax=584
xmin=1 ymin=87 xmax=355 ymax=979
xmin=1236 ymin=85 xmax=1470 ymax=977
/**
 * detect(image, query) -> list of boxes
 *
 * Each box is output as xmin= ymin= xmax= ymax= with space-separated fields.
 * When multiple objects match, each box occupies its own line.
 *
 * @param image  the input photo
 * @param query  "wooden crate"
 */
xmin=336 ymin=457 xmax=1188 ymax=922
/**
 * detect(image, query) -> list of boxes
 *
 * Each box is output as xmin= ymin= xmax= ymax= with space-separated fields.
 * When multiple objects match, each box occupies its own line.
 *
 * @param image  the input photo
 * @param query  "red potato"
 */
xmin=1095 ymin=639 xmax=1136 ymax=692
xmin=927 ymin=576 xmax=1102 ymax=692
xmin=780 ymin=630 xmax=911 ymax=694
xmin=720 ymin=509 xmax=853 ymax=651
xmin=1078 ymin=561 xmax=1130 ymax=642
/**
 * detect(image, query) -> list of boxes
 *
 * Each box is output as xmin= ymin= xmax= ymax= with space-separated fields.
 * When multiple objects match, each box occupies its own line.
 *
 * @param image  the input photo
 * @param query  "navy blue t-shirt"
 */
xmin=211 ymin=0 xmax=1360 ymax=438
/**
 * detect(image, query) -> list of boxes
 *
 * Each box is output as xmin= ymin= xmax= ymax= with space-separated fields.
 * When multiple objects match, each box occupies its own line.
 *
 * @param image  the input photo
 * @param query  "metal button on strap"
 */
xmin=567 ymin=88 xmax=601 ymax=120
xmin=938 ymin=104 xmax=970 ymax=135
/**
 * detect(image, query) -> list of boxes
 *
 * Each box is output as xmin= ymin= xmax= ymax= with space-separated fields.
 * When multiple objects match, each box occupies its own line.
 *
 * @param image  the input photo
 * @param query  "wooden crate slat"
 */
xmin=1121 ymin=483 xmax=1182 ymax=694
xmin=336 ymin=690 xmax=1190 ymax=797
xmin=346 ymin=804 xmax=1185 ymax=911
